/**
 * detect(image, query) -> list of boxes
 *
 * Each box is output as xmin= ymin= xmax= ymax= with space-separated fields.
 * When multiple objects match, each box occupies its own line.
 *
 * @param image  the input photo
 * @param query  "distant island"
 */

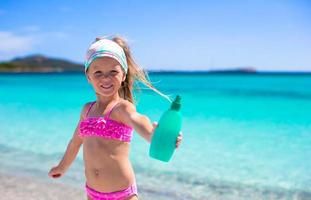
xmin=0 ymin=54 xmax=257 ymax=74
xmin=0 ymin=55 xmax=309 ymax=75
xmin=0 ymin=55 xmax=84 ymax=73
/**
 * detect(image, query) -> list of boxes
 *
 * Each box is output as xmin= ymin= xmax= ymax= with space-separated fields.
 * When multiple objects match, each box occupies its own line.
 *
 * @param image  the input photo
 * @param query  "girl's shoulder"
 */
xmin=115 ymin=99 xmax=136 ymax=113
xmin=80 ymin=101 xmax=95 ymax=119
xmin=110 ymin=99 xmax=137 ymax=123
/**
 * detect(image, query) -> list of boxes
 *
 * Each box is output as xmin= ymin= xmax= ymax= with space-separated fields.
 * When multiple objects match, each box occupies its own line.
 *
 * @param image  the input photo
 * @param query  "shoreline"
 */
xmin=2 ymin=169 xmax=311 ymax=200
xmin=0 ymin=171 xmax=84 ymax=200
xmin=0 ymin=170 xmax=177 ymax=200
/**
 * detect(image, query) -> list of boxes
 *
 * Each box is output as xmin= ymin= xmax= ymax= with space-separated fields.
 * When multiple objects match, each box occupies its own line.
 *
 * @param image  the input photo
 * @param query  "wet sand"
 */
xmin=0 ymin=171 xmax=175 ymax=200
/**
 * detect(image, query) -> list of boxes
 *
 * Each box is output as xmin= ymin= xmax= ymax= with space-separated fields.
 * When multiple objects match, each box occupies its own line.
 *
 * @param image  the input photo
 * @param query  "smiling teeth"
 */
xmin=101 ymin=85 xmax=112 ymax=89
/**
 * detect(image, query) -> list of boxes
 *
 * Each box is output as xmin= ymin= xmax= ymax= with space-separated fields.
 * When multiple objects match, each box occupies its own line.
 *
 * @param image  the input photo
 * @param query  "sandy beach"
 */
xmin=2 ymin=169 xmax=311 ymax=200
xmin=0 ymin=171 xmax=177 ymax=200
xmin=0 ymin=171 xmax=84 ymax=200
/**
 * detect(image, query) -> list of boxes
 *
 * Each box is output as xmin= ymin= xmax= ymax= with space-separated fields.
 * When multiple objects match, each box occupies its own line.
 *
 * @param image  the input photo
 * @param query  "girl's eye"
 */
xmin=110 ymin=70 xmax=118 ymax=75
xmin=94 ymin=71 xmax=102 ymax=75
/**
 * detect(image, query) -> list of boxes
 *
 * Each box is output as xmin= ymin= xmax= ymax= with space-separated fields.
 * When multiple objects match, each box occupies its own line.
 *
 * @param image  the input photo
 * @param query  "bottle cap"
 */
xmin=171 ymin=95 xmax=181 ymax=111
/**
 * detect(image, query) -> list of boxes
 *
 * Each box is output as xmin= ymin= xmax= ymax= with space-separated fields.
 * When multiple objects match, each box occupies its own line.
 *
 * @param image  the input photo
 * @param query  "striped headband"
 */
xmin=84 ymin=38 xmax=128 ymax=74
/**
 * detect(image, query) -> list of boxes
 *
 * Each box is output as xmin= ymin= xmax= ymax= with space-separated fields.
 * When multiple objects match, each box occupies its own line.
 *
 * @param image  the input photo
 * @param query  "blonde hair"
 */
xmin=88 ymin=35 xmax=171 ymax=104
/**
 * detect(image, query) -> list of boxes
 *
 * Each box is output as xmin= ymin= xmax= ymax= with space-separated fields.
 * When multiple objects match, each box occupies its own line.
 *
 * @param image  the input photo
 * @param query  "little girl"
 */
xmin=48 ymin=36 xmax=183 ymax=200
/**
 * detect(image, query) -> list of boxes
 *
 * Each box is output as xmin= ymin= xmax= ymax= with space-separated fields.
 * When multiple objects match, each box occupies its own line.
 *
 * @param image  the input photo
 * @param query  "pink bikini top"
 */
xmin=79 ymin=101 xmax=134 ymax=142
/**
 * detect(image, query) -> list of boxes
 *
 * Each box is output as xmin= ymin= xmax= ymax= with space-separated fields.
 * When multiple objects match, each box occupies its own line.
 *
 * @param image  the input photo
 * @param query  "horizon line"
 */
xmin=1 ymin=54 xmax=311 ymax=73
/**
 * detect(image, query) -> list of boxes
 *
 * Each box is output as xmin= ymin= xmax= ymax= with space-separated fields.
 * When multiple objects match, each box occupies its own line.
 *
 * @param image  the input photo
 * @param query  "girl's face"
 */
xmin=86 ymin=57 xmax=126 ymax=97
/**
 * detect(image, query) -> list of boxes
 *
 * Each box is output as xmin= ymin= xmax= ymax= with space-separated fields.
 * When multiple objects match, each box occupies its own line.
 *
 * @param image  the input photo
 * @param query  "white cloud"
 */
xmin=0 ymin=30 xmax=71 ymax=61
xmin=0 ymin=31 xmax=35 ymax=60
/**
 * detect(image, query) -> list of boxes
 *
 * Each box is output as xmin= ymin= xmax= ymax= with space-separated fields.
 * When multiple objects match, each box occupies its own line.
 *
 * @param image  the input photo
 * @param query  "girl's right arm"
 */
xmin=48 ymin=103 xmax=89 ymax=179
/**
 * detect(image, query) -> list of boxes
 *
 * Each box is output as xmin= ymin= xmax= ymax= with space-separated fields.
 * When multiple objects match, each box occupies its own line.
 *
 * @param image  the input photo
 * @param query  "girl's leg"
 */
xmin=87 ymin=195 xmax=92 ymax=200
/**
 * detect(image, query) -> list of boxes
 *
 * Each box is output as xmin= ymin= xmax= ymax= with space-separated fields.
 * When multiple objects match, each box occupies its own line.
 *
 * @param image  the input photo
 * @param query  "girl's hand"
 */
xmin=152 ymin=122 xmax=183 ymax=149
xmin=176 ymin=132 xmax=183 ymax=149
xmin=48 ymin=165 xmax=65 ymax=179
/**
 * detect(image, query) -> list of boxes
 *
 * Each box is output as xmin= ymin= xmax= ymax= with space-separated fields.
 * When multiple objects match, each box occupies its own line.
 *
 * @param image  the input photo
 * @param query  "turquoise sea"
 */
xmin=0 ymin=73 xmax=310 ymax=199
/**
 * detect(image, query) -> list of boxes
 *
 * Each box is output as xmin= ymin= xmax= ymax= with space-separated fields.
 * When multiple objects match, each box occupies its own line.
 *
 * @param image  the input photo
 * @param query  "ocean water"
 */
xmin=0 ymin=73 xmax=311 ymax=200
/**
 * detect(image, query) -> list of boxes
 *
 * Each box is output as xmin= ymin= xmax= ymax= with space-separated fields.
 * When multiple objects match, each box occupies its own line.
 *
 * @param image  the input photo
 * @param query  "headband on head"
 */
xmin=84 ymin=38 xmax=128 ymax=74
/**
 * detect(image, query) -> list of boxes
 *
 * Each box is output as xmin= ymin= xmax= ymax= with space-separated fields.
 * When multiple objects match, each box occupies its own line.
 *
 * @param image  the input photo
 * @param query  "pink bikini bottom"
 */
xmin=85 ymin=182 xmax=138 ymax=200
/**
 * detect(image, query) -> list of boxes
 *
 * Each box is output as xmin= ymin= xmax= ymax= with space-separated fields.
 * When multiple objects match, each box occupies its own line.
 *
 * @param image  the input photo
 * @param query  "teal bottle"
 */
xmin=149 ymin=95 xmax=182 ymax=162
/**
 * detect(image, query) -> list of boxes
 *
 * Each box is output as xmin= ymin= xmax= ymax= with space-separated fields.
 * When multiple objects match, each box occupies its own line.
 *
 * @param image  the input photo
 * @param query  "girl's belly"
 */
xmin=83 ymin=138 xmax=135 ymax=192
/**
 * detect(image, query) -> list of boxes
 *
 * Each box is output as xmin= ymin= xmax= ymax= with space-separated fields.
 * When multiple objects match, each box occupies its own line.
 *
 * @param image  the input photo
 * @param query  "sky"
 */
xmin=0 ymin=0 xmax=310 ymax=71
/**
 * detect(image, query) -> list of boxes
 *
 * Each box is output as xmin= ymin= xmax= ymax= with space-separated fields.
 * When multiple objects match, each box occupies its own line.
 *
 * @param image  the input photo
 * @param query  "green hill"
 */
xmin=0 ymin=55 xmax=84 ymax=73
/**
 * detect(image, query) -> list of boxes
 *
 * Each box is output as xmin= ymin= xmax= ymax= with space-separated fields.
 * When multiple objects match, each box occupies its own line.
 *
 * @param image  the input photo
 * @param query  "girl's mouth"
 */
xmin=101 ymin=85 xmax=113 ymax=89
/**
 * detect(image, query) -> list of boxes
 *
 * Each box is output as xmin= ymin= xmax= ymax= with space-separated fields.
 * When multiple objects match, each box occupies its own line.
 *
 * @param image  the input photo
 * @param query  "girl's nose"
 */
xmin=101 ymin=73 xmax=111 ymax=79
xmin=100 ymin=75 xmax=113 ymax=83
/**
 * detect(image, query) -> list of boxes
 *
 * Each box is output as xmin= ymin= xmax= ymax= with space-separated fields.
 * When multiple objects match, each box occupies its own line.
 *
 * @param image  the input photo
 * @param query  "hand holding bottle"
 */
xmin=149 ymin=95 xmax=183 ymax=162
xmin=152 ymin=122 xmax=183 ymax=149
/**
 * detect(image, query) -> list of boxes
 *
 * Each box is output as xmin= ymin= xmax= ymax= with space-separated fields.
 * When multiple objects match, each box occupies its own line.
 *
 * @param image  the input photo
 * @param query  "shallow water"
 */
xmin=0 ymin=73 xmax=310 ymax=199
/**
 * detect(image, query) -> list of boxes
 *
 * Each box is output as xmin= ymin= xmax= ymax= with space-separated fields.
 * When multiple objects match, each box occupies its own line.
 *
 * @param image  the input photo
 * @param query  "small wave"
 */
xmin=1 ymin=144 xmax=310 ymax=200
xmin=133 ymin=164 xmax=311 ymax=200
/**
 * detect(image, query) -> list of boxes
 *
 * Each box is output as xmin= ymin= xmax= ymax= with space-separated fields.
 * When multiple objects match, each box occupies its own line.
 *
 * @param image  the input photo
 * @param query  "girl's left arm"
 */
xmin=119 ymin=102 xmax=183 ymax=148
